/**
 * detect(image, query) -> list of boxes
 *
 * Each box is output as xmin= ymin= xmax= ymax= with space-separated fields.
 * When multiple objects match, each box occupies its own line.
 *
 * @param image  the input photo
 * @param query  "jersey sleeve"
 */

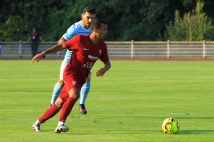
xmin=63 ymin=24 xmax=77 ymax=40
xmin=100 ymin=42 xmax=109 ymax=62
xmin=64 ymin=35 xmax=80 ymax=51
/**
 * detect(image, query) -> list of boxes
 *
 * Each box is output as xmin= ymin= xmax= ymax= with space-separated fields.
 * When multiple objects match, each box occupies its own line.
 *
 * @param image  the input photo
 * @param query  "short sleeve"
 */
xmin=100 ymin=42 xmax=109 ymax=62
xmin=64 ymin=35 xmax=80 ymax=51
xmin=63 ymin=24 xmax=77 ymax=40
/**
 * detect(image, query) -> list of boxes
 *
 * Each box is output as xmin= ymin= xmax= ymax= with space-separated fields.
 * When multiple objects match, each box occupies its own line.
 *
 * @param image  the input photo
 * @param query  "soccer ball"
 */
xmin=162 ymin=118 xmax=179 ymax=134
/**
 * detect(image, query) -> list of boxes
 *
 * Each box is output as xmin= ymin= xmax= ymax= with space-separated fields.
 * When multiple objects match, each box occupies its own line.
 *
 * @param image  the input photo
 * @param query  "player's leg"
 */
xmin=32 ymin=97 xmax=65 ymax=132
xmin=79 ymin=71 xmax=91 ymax=114
xmin=31 ymin=42 xmax=34 ymax=57
xmin=55 ymin=80 xmax=81 ymax=134
xmin=32 ymin=42 xmax=37 ymax=57
xmin=50 ymin=61 xmax=67 ymax=106
xmin=34 ymin=41 xmax=38 ymax=56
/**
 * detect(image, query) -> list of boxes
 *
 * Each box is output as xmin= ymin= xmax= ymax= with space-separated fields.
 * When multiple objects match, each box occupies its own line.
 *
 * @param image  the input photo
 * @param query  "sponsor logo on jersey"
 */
xmin=88 ymin=55 xmax=98 ymax=60
xmin=99 ymin=50 xmax=101 ymax=55
xmin=84 ymin=48 xmax=90 ymax=50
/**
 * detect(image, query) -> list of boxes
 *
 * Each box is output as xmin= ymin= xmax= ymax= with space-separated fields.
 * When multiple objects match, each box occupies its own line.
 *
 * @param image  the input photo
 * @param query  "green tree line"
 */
xmin=0 ymin=0 xmax=214 ymax=41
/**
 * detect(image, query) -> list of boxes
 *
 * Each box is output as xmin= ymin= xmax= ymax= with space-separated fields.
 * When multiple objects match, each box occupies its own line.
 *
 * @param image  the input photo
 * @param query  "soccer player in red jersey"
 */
xmin=31 ymin=18 xmax=111 ymax=133
xmin=50 ymin=6 xmax=96 ymax=115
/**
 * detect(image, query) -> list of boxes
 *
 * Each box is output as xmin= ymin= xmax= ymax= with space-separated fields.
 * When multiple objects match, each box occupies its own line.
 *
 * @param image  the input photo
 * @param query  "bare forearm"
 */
xmin=40 ymin=37 xmax=44 ymax=42
xmin=27 ymin=37 xmax=31 ymax=42
xmin=103 ymin=60 xmax=111 ymax=71
xmin=42 ymin=44 xmax=64 ymax=55
xmin=32 ymin=43 xmax=66 ymax=63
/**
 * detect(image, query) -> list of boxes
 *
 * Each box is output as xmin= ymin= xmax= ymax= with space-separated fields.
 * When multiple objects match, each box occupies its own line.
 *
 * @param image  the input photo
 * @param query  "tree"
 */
xmin=1 ymin=15 xmax=25 ymax=41
xmin=1 ymin=0 xmax=214 ymax=41
xmin=165 ymin=0 xmax=214 ymax=41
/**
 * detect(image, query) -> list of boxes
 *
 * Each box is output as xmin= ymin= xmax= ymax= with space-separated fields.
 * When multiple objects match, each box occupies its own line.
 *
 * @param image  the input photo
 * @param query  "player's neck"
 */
xmin=82 ymin=23 xmax=90 ymax=30
xmin=83 ymin=25 xmax=90 ymax=30
xmin=90 ymin=34 xmax=99 ymax=44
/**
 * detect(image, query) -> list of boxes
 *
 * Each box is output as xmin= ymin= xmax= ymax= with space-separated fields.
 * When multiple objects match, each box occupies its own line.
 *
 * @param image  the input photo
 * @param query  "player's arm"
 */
xmin=27 ymin=36 xmax=31 ymax=42
xmin=96 ymin=60 xmax=111 ymax=77
xmin=39 ymin=36 xmax=45 ymax=42
xmin=58 ymin=36 xmax=67 ymax=44
xmin=32 ymin=43 xmax=66 ymax=63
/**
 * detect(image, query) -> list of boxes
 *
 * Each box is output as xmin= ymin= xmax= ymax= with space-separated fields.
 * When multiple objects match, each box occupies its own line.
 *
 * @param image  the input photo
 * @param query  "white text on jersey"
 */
xmin=88 ymin=55 xmax=98 ymax=60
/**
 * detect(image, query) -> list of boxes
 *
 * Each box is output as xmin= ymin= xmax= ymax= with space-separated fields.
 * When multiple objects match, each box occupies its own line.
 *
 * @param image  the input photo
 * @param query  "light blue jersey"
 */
xmin=63 ymin=20 xmax=92 ymax=63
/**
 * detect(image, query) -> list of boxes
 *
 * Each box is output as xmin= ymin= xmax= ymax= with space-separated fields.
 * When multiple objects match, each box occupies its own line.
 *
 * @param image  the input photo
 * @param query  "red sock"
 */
xmin=38 ymin=104 xmax=60 ymax=123
xmin=59 ymin=97 xmax=77 ymax=122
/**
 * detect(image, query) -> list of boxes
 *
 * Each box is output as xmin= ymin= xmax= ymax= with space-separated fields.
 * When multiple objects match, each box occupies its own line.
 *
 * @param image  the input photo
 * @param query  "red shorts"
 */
xmin=59 ymin=70 xmax=85 ymax=102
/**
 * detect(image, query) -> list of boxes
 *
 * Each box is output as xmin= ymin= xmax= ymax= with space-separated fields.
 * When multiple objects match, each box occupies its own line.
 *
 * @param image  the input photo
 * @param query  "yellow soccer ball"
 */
xmin=162 ymin=118 xmax=179 ymax=134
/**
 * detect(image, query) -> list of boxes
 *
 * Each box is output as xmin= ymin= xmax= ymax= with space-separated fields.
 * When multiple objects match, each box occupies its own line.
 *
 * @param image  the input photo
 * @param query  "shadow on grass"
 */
xmin=179 ymin=130 xmax=214 ymax=135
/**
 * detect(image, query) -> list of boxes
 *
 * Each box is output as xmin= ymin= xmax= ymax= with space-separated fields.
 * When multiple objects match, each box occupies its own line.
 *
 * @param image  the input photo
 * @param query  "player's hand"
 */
xmin=31 ymin=52 xmax=45 ymax=63
xmin=95 ymin=68 xmax=107 ymax=77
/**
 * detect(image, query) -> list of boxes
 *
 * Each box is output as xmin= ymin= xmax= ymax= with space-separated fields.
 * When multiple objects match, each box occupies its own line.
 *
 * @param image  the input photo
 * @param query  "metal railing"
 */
xmin=0 ymin=40 xmax=214 ymax=59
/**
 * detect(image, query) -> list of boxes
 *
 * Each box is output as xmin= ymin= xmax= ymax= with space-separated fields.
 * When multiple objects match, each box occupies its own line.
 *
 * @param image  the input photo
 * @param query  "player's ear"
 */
xmin=94 ymin=28 xmax=99 ymax=33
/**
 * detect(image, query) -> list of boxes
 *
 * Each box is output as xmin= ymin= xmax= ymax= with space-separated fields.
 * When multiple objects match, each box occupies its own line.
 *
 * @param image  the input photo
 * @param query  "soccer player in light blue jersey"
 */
xmin=50 ymin=6 xmax=96 ymax=115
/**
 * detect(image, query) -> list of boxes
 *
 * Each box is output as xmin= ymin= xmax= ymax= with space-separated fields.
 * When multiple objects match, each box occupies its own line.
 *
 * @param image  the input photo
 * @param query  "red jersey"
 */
xmin=64 ymin=34 xmax=109 ymax=84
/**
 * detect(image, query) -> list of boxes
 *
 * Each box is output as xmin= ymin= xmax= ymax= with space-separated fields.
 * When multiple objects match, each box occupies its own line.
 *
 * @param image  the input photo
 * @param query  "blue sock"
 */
xmin=79 ymin=81 xmax=91 ymax=104
xmin=50 ymin=82 xmax=62 ymax=105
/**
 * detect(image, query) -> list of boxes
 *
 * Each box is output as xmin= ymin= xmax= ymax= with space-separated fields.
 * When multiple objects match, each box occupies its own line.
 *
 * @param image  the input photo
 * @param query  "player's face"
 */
xmin=82 ymin=12 xmax=95 ymax=29
xmin=97 ymin=24 xmax=108 ymax=40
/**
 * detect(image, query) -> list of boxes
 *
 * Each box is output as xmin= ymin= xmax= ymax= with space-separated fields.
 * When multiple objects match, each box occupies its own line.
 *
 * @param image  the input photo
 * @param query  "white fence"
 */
xmin=0 ymin=40 xmax=214 ymax=59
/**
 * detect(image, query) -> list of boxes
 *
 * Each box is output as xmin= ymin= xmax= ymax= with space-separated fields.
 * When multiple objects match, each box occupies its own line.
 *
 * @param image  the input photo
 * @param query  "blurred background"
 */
xmin=1 ymin=0 xmax=214 ymax=41
xmin=1 ymin=0 xmax=214 ymax=58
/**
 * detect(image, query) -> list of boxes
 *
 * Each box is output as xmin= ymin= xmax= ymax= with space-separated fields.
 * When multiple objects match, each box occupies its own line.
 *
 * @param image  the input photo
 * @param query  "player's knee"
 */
xmin=73 ymin=95 xmax=80 ymax=100
xmin=68 ymin=89 xmax=80 ymax=100
xmin=55 ymin=98 xmax=64 ymax=108
xmin=69 ymin=93 xmax=80 ymax=100
xmin=58 ymin=80 xmax=64 ymax=88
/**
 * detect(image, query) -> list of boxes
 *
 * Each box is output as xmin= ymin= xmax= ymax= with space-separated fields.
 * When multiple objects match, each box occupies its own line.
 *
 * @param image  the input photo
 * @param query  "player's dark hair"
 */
xmin=91 ymin=18 xmax=107 ymax=30
xmin=82 ymin=6 xmax=96 ymax=14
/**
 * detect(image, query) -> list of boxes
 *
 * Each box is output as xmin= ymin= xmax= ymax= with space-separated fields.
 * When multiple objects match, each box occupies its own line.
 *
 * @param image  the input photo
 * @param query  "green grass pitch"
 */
xmin=0 ymin=60 xmax=214 ymax=142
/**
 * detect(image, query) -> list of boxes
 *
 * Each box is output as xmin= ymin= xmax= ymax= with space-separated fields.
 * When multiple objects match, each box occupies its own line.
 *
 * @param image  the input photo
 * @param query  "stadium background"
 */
xmin=1 ymin=1 xmax=214 ymax=141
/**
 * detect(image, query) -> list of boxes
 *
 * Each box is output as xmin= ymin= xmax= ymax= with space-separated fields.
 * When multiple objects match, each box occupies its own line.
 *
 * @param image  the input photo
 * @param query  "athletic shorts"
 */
xmin=59 ymin=69 xmax=85 ymax=101
xmin=59 ymin=61 xmax=92 ymax=81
